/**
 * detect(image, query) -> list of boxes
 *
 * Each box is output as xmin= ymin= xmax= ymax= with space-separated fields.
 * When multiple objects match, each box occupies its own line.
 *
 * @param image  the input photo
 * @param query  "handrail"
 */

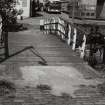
xmin=43 ymin=17 xmax=87 ymax=60
xmin=43 ymin=17 xmax=105 ymax=64
xmin=59 ymin=17 xmax=89 ymax=35
xmin=43 ymin=17 xmax=88 ymax=38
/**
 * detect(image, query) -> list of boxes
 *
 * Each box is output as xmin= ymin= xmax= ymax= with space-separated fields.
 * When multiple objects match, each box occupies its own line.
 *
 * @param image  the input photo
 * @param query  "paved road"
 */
xmin=0 ymin=12 xmax=105 ymax=105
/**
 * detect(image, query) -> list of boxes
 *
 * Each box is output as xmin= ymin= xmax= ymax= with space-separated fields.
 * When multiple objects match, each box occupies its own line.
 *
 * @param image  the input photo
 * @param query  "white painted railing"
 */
xmin=43 ymin=17 xmax=105 ymax=65
xmin=67 ymin=24 xmax=71 ymax=45
xmin=0 ymin=21 xmax=2 ymax=42
xmin=43 ymin=17 xmax=87 ymax=59
xmin=72 ymin=28 xmax=77 ymax=51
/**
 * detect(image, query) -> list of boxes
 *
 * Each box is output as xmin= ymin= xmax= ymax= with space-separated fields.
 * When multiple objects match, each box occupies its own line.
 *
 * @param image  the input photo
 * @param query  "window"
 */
xmin=86 ymin=12 xmax=90 ymax=16
xmin=91 ymin=13 xmax=95 ymax=16
xmin=81 ymin=12 xmax=85 ymax=16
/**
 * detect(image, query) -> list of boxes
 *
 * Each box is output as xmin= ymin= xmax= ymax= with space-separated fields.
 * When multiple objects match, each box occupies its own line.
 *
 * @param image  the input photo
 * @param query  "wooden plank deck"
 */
xmin=0 ymin=17 xmax=100 ymax=86
xmin=0 ymin=18 xmax=84 ymax=66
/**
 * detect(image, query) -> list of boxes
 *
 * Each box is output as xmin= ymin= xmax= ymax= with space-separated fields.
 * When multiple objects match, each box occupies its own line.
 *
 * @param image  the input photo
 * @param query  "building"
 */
xmin=66 ymin=0 xmax=105 ymax=19
xmin=78 ymin=0 xmax=97 ymax=19
xmin=61 ymin=1 xmax=69 ymax=13
xmin=15 ymin=0 xmax=31 ymax=19
xmin=79 ymin=0 xmax=105 ymax=19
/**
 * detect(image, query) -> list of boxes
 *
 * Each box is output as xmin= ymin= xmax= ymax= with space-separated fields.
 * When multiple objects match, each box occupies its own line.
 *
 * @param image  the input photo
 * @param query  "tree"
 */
xmin=0 ymin=0 xmax=17 ymax=58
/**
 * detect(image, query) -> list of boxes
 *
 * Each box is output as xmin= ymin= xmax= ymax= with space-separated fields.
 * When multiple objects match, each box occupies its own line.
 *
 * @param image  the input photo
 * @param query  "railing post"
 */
xmin=55 ymin=19 xmax=58 ymax=35
xmin=57 ymin=18 xmax=60 ymax=36
xmin=53 ymin=17 xmax=56 ymax=34
xmin=0 ymin=22 xmax=2 ymax=42
xmin=49 ymin=18 xmax=52 ymax=34
xmin=46 ymin=19 xmax=49 ymax=34
xmin=40 ymin=19 xmax=44 ymax=31
xmin=44 ymin=19 xmax=47 ymax=34
xmin=59 ymin=18 xmax=62 ymax=37
xmin=80 ymin=34 xmax=86 ymax=58
xmin=67 ymin=24 xmax=71 ymax=45
xmin=48 ymin=19 xmax=50 ymax=34
xmin=72 ymin=28 xmax=77 ymax=51
xmin=61 ymin=19 xmax=64 ymax=40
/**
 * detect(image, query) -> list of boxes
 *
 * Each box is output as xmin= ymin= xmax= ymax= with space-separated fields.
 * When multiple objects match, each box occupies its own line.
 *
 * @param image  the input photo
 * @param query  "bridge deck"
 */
xmin=4 ymin=18 xmax=84 ymax=66
xmin=0 ymin=17 xmax=103 ymax=105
